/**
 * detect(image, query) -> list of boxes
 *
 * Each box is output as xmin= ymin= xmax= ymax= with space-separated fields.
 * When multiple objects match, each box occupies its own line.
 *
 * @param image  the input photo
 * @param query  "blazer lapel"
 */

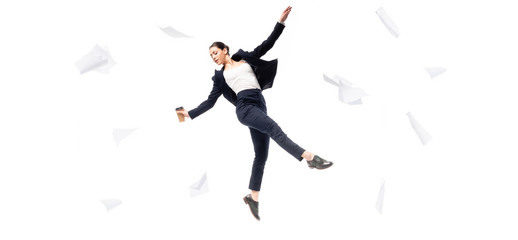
xmin=213 ymin=68 xmax=238 ymax=104
xmin=232 ymin=50 xmax=277 ymax=90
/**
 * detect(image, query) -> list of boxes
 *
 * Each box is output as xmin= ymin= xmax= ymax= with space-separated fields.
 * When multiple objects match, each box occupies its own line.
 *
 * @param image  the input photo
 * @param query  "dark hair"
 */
xmin=209 ymin=41 xmax=229 ymax=55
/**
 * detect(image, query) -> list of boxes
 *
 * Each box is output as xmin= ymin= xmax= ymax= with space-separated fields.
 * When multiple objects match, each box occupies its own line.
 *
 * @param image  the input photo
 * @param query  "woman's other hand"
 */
xmin=279 ymin=6 xmax=292 ymax=23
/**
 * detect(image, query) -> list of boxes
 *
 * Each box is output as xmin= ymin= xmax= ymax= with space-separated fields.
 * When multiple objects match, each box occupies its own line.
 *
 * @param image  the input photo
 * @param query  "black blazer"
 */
xmin=188 ymin=22 xmax=286 ymax=119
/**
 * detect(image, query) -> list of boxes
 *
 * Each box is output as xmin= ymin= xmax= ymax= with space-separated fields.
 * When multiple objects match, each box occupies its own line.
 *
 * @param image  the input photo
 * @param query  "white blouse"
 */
xmin=223 ymin=62 xmax=261 ymax=94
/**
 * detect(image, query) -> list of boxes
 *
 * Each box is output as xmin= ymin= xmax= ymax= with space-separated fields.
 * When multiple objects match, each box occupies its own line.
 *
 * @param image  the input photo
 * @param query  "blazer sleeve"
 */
xmin=249 ymin=22 xmax=285 ymax=58
xmin=188 ymin=78 xmax=222 ymax=120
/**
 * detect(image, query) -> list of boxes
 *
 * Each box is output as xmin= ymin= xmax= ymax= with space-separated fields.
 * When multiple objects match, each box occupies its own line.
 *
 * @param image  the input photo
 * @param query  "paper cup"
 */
xmin=176 ymin=106 xmax=185 ymax=122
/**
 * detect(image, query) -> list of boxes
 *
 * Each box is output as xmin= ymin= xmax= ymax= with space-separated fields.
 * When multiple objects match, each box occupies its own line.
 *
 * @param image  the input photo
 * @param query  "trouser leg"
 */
xmin=237 ymin=104 xmax=305 ymax=161
xmin=248 ymin=127 xmax=270 ymax=191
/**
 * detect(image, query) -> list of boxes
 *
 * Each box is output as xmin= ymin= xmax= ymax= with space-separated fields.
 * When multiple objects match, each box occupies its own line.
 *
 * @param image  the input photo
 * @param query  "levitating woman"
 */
xmin=176 ymin=6 xmax=333 ymax=221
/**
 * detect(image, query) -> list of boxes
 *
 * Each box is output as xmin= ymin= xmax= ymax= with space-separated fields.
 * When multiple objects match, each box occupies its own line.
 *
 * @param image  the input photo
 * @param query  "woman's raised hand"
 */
xmin=279 ymin=6 xmax=292 ymax=23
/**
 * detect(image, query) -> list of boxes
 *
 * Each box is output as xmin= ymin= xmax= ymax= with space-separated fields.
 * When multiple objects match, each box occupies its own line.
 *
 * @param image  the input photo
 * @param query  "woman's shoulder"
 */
xmin=231 ymin=49 xmax=253 ymax=60
xmin=212 ymin=68 xmax=224 ymax=79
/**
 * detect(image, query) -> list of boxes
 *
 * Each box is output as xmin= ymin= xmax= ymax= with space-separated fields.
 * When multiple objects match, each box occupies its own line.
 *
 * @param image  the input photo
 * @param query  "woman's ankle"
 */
xmin=251 ymin=191 xmax=259 ymax=201
xmin=302 ymin=151 xmax=315 ymax=161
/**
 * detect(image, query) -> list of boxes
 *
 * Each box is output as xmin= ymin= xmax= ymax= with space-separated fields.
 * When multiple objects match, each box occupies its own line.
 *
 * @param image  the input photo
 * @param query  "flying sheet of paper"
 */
xmin=75 ymin=44 xmax=116 ymax=74
xmin=190 ymin=173 xmax=209 ymax=198
xmin=159 ymin=25 xmax=192 ymax=38
xmin=100 ymin=199 xmax=122 ymax=211
xmin=425 ymin=67 xmax=447 ymax=78
xmin=376 ymin=7 xmax=400 ymax=38
xmin=339 ymin=85 xmax=368 ymax=105
xmin=323 ymin=74 xmax=339 ymax=87
xmin=323 ymin=74 xmax=368 ymax=105
xmin=113 ymin=128 xmax=137 ymax=147
xmin=407 ymin=112 xmax=432 ymax=145
xmin=376 ymin=179 xmax=385 ymax=214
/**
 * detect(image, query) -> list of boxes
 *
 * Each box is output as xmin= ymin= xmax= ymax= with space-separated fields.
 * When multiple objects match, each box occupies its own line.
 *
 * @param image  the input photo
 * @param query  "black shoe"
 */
xmin=243 ymin=194 xmax=260 ymax=221
xmin=307 ymin=155 xmax=333 ymax=169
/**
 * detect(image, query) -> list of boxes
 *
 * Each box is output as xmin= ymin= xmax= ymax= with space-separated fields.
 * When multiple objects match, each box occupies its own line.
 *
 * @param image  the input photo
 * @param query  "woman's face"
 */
xmin=209 ymin=46 xmax=227 ymax=65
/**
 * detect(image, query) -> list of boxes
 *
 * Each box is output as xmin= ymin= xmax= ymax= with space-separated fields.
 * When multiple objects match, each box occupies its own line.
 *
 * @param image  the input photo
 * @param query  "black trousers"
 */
xmin=236 ymin=89 xmax=305 ymax=191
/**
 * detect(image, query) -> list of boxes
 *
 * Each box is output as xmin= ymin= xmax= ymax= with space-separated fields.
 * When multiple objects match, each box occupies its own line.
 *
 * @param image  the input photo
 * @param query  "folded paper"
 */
xmin=190 ymin=173 xmax=209 ymax=197
xmin=407 ymin=112 xmax=432 ymax=145
xmin=376 ymin=7 xmax=400 ymax=38
xmin=323 ymin=74 xmax=368 ymax=105
xmin=75 ymin=44 xmax=116 ymax=74
xmin=100 ymin=199 xmax=122 ymax=211
xmin=376 ymin=179 xmax=385 ymax=214
xmin=159 ymin=25 xmax=192 ymax=38
xmin=323 ymin=74 xmax=339 ymax=87
xmin=425 ymin=67 xmax=447 ymax=78
xmin=113 ymin=128 xmax=137 ymax=147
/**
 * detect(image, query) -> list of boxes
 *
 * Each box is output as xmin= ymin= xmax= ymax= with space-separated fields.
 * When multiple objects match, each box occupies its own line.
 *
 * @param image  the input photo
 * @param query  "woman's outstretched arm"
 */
xmin=179 ymin=79 xmax=223 ymax=120
xmin=248 ymin=6 xmax=292 ymax=58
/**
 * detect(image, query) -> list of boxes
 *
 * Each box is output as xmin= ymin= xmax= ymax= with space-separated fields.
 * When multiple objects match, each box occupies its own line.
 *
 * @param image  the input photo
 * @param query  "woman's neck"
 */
xmin=224 ymin=56 xmax=238 ymax=68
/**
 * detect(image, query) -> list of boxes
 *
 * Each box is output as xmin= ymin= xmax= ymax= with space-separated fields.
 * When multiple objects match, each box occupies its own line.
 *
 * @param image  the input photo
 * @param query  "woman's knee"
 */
xmin=254 ymin=152 xmax=269 ymax=163
xmin=267 ymin=121 xmax=285 ymax=139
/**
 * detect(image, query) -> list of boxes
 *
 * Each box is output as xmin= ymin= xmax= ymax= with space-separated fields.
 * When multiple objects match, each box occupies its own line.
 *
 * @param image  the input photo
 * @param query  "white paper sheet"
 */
xmin=190 ymin=173 xmax=209 ymax=198
xmin=376 ymin=179 xmax=385 ymax=214
xmin=323 ymin=74 xmax=368 ymax=105
xmin=113 ymin=128 xmax=137 ymax=147
xmin=407 ymin=112 xmax=432 ymax=145
xmin=100 ymin=199 xmax=122 ymax=211
xmin=159 ymin=25 xmax=192 ymax=38
xmin=338 ymin=84 xmax=368 ymax=104
xmin=376 ymin=7 xmax=400 ymax=38
xmin=323 ymin=73 xmax=339 ymax=87
xmin=425 ymin=67 xmax=447 ymax=78
xmin=75 ymin=44 xmax=116 ymax=74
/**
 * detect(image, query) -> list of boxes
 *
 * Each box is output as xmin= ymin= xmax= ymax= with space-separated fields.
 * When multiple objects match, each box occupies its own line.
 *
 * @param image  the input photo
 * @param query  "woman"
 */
xmin=176 ymin=6 xmax=333 ymax=221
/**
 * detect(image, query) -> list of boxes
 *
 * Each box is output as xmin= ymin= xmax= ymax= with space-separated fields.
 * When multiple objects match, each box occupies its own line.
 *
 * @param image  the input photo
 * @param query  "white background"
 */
xmin=1 ymin=0 xmax=518 ymax=239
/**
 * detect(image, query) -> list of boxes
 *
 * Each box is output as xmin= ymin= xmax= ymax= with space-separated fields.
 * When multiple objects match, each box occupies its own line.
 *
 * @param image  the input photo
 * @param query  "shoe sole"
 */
xmin=308 ymin=162 xmax=334 ymax=170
